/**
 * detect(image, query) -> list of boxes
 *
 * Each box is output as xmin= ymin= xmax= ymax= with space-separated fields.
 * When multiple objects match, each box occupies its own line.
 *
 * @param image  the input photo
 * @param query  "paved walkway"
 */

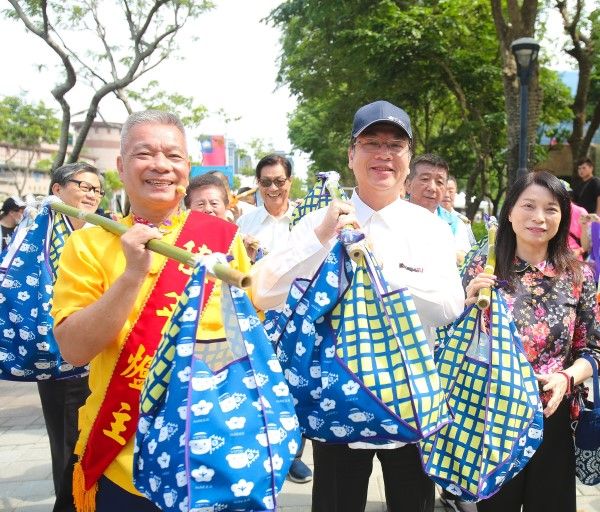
xmin=0 ymin=379 xmax=598 ymax=511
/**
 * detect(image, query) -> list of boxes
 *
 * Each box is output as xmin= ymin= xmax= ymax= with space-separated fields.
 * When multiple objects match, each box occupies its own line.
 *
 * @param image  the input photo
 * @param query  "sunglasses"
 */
xmin=258 ymin=177 xmax=289 ymax=188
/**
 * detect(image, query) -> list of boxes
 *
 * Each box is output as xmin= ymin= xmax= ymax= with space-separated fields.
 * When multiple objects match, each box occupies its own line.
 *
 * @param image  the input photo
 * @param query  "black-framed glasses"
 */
xmin=68 ymin=179 xmax=105 ymax=197
xmin=354 ymin=139 xmax=410 ymax=155
xmin=258 ymin=177 xmax=289 ymax=188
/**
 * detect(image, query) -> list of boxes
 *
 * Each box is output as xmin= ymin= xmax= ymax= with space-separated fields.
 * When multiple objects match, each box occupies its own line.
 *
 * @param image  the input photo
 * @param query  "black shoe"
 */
xmin=287 ymin=459 xmax=313 ymax=483
xmin=439 ymin=489 xmax=477 ymax=512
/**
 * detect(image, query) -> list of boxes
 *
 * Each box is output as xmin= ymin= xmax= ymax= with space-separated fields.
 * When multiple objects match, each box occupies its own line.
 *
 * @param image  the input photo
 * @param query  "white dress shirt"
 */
xmin=252 ymin=191 xmax=464 ymax=339
xmin=236 ymin=202 xmax=296 ymax=254
xmin=252 ymin=190 xmax=464 ymax=449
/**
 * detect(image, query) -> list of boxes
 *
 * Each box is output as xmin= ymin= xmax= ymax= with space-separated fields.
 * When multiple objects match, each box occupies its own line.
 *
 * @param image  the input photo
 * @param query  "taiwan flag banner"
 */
xmin=200 ymin=135 xmax=226 ymax=166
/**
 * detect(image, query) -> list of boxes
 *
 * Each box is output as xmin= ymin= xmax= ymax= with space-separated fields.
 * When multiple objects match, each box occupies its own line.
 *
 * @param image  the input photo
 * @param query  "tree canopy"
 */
xmin=0 ymin=95 xmax=61 ymax=196
xmin=3 ymin=0 xmax=212 ymax=170
xmin=269 ymin=0 xmax=574 ymax=216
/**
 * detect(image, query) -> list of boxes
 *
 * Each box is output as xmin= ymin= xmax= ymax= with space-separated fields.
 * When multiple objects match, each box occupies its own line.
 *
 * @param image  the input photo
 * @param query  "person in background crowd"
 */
xmin=442 ymin=174 xmax=476 ymax=246
xmin=464 ymin=171 xmax=600 ymax=512
xmin=405 ymin=155 xmax=472 ymax=264
xmin=52 ymin=111 xmax=251 ymax=512
xmin=236 ymin=154 xmax=297 ymax=264
xmin=208 ymin=170 xmax=239 ymax=222
xmin=237 ymin=153 xmax=313 ymax=483
xmin=0 ymin=196 xmax=26 ymax=251
xmin=184 ymin=173 xmax=231 ymax=221
xmin=573 ymin=157 xmax=600 ymax=215
xmin=41 ymin=162 xmax=104 ymax=512
xmin=559 ymin=179 xmax=588 ymax=261
xmin=251 ymin=100 xmax=464 ymax=512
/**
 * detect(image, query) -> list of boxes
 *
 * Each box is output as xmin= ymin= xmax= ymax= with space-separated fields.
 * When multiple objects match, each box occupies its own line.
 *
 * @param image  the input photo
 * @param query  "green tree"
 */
xmin=98 ymin=169 xmax=123 ymax=210
xmin=126 ymin=80 xmax=208 ymax=128
xmin=4 ymin=0 xmax=213 ymax=170
xmin=270 ymin=0 xmax=573 ymax=218
xmin=270 ymin=0 xmax=508 ymax=217
xmin=490 ymin=0 xmax=542 ymax=183
xmin=555 ymin=0 xmax=600 ymax=174
xmin=289 ymin=176 xmax=306 ymax=200
xmin=248 ymin=138 xmax=276 ymax=161
xmin=0 ymin=95 xmax=61 ymax=196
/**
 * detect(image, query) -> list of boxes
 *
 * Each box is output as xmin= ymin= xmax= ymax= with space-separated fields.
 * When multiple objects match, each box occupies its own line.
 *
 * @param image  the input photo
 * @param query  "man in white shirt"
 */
xmin=252 ymin=100 xmax=464 ymax=512
xmin=237 ymin=154 xmax=313 ymax=483
xmin=405 ymin=154 xmax=472 ymax=264
xmin=236 ymin=154 xmax=296 ymax=261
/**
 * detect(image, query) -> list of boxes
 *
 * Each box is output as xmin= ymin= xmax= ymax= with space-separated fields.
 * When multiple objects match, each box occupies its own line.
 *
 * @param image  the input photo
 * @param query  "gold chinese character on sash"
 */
xmin=102 ymin=402 xmax=132 ymax=445
xmin=178 ymin=240 xmax=214 ymax=275
xmin=156 ymin=291 xmax=182 ymax=335
xmin=120 ymin=345 xmax=153 ymax=390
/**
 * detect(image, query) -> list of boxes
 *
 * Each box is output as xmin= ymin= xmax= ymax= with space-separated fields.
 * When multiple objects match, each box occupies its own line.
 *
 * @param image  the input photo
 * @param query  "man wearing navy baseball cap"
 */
xmin=251 ymin=100 xmax=464 ymax=511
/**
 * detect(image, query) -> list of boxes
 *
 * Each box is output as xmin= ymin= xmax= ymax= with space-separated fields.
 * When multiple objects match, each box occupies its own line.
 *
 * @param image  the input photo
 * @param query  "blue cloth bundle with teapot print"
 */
xmin=134 ymin=264 xmax=301 ymax=511
xmin=0 ymin=202 xmax=88 ymax=381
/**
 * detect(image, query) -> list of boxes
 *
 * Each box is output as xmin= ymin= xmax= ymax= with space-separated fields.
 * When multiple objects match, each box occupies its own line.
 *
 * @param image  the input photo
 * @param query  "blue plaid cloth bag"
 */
xmin=420 ymin=289 xmax=544 ymax=502
xmin=271 ymin=236 xmax=451 ymax=444
xmin=0 ymin=202 xmax=88 ymax=381
xmin=573 ymin=353 xmax=600 ymax=485
xmin=289 ymin=171 xmax=348 ymax=229
xmin=134 ymin=265 xmax=301 ymax=512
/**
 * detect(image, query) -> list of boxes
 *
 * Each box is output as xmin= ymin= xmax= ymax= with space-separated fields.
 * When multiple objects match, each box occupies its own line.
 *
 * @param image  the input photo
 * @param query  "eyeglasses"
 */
xmin=354 ymin=139 xmax=410 ymax=155
xmin=258 ymin=177 xmax=289 ymax=188
xmin=68 ymin=179 xmax=105 ymax=197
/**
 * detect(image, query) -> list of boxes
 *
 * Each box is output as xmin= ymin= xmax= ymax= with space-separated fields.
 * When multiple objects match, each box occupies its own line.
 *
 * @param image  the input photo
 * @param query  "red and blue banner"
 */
xmin=200 ymin=135 xmax=226 ymax=166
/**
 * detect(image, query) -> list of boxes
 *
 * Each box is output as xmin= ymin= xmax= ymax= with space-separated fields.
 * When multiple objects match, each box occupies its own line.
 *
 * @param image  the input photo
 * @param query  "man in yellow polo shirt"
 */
xmin=52 ymin=110 xmax=251 ymax=512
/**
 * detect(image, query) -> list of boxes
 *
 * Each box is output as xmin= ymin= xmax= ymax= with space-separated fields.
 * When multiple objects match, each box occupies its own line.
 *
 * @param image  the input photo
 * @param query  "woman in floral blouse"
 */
xmin=464 ymin=171 xmax=600 ymax=512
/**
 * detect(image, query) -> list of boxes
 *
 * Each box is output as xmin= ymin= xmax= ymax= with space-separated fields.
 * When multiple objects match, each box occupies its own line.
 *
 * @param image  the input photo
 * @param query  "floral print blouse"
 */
xmin=462 ymin=253 xmax=600 ymax=374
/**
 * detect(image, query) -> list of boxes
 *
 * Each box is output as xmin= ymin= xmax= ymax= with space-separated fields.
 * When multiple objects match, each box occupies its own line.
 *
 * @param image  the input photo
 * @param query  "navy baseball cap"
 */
xmin=351 ymin=100 xmax=412 ymax=140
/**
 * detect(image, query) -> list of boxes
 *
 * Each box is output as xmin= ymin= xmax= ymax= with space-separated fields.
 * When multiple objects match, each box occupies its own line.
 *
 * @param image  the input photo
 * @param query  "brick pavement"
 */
xmin=0 ymin=379 xmax=598 ymax=512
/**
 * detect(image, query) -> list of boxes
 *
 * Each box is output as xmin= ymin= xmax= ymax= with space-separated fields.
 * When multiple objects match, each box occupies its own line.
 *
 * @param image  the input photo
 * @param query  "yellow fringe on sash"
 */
xmin=73 ymin=460 xmax=98 ymax=512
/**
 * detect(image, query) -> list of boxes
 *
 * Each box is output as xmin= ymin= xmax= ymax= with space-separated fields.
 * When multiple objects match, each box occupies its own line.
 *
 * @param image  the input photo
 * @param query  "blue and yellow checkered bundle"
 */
xmin=290 ymin=171 xmax=348 ymax=229
xmin=420 ymin=289 xmax=543 ymax=502
xmin=273 ymin=239 xmax=451 ymax=444
xmin=48 ymin=212 xmax=71 ymax=278
xmin=0 ymin=203 xmax=88 ymax=381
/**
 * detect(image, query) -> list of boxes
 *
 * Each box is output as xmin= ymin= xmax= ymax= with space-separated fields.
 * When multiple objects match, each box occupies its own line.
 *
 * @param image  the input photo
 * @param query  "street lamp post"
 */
xmin=511 ymin=37 xmax=540 ymax=177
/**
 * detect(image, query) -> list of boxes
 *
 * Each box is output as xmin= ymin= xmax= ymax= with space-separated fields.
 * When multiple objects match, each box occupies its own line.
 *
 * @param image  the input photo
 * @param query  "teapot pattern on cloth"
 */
xmin=134 ymin=265 xmax=301 ymax=511
xmin=0 ymin=203 xmax=88 ymax=381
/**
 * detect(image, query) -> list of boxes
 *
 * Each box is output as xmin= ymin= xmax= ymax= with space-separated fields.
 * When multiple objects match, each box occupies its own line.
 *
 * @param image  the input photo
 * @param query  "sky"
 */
xmin=0 ymin=2 xmax=581 ymax=181
xmin=0 ymin=0 xmax=311 ymax=176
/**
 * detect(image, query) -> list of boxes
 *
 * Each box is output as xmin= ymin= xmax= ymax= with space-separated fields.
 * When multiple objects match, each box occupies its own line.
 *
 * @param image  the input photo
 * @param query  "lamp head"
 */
xmin=511 ymin=37 xmax=540 ymax=83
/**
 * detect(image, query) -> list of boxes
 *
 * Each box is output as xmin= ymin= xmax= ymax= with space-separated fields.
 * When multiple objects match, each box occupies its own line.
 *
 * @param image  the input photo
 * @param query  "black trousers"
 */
xmin=311 ymin=442 xmax=434 ymax=512
xmin=477 ymin=400 xmax=576 ymax=512
xmin=37 ymin=376 xmax=90 ymax=512
xmin=96 ymin=476 xmax=162 ymax=512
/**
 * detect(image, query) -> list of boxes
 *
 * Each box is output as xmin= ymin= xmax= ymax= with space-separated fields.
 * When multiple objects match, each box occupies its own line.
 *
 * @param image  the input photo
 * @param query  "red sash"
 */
xmin=73 ymin=212 xmax=238 ymax=511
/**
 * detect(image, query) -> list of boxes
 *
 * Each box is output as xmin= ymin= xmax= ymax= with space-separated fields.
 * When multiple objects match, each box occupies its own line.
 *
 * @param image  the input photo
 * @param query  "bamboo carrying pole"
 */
xmin=324 ymin=174 xmax=365 ymax=262
xmin=230 ymin=187 xmax=258 ymax=206
xmin=476 ymin=218 xmax=498 ymax=309
xmin=47 ymin=199 xmax=252 ymax=288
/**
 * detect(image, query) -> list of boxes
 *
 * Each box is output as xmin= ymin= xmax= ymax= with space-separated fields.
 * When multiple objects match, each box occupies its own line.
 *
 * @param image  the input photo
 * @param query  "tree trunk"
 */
xmin=490 ymin=0 xmax=541 ymax=184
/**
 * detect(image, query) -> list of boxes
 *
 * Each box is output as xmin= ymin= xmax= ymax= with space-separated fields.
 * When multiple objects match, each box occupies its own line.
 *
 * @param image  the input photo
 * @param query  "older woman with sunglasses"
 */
xmin=464 ymin=171 xmax=600 ymax=512
xmin=39 ymin=162 xmax=104 ymax=512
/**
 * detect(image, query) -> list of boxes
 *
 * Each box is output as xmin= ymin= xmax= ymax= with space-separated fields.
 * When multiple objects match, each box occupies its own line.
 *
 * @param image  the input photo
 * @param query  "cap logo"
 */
xmin=387 ymin=116 xmax=400 ymax=123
